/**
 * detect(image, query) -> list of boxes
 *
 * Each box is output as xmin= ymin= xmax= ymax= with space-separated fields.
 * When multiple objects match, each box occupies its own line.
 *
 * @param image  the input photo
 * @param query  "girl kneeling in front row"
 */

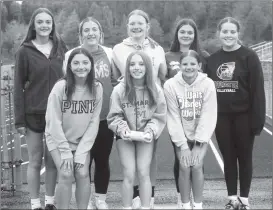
xmin=164 ymin=50 xmax=217 ymax=209
xmin=107 ymin=51 xmax=167 ymax=209
xmin=45 ymin=48 xmax=103 ymax=209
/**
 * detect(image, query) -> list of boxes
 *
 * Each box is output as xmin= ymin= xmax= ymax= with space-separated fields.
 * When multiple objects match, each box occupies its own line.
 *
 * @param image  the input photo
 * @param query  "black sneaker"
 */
xmin=45 ymin=204 xmax=57 ymax=210
xmin=34 ymin=208 xmax=43 ymax=210
xmin=225 ymin=200 xmax=239 ymax=209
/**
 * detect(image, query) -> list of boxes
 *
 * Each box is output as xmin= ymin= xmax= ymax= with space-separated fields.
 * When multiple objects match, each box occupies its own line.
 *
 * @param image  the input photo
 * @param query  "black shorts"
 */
xmin=25 ymin=114 xmax=46 ymax=133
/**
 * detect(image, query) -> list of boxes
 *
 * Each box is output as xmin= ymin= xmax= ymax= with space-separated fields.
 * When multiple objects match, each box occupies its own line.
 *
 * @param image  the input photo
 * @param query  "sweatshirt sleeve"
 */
xmin=74 ymin=83 xmax=103 ymax=164
xmin=13 ymin=47 xmax=28 ymax=128
xmin=45 ymin=81 xmax=73 ymax=160
xmin=144 ymin=88 xmax=167 ymax=139
xmin=194 ymin=79 xmax=217 ymax=143
xmin=158 ymin=47 xmax=167 ymax=85
xmin=248 ymin=51 xmax=266 ymax=136
xmin=111 ymin=48 xmax=122 ymax=87
xmin=163 ymin=81 xmax=189 ymax=150
xmin=107 ymin=86 xmax=130 ymax=136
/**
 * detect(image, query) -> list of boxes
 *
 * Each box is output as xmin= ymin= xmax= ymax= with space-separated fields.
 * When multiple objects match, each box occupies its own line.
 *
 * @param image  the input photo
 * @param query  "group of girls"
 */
xmin=13 ymin=6 xmax=265 ymax=210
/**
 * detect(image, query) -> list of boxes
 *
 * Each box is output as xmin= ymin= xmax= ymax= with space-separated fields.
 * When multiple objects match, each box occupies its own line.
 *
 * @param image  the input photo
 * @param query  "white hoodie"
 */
xmin=163 ymin=71 xmax=217 ymax=150
xmin=112 ymin=37 xmax=167 ymax=86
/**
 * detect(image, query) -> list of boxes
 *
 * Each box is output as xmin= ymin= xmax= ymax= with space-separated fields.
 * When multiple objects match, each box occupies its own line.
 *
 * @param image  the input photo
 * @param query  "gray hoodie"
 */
xmin=107 ymin=79 xmax=167 ymax=140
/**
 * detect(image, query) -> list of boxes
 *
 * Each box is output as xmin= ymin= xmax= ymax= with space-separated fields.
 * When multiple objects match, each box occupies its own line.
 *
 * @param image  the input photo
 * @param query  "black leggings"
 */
xmin=215 ymin=113 xmax=255 ymax=197
xmin=89 ymin=120 xmax=114 ymax=194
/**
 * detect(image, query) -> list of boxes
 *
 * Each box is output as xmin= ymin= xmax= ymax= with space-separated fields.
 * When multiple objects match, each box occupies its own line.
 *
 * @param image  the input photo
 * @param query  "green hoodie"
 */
xmin=163 ymin=71 xmax=217 ymax=150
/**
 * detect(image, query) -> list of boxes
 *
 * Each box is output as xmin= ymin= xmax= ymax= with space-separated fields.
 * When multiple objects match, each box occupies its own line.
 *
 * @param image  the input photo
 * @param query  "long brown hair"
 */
xmin=124 ymin=51 xmax=158 ymax=107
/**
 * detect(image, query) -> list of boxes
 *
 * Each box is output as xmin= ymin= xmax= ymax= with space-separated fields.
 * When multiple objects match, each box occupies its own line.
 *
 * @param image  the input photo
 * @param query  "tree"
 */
xmin=1 ymin=3 xmax=8 ymax=30
xmin=150 ymin=18 xmax=164 ymax=43
xmin=61 ymin=10 xmax=80 ymax=49
xmin=2 ymin=21 xmax=27 ymax=56
xmin=9 ymin=2 xmax=22 ymax=22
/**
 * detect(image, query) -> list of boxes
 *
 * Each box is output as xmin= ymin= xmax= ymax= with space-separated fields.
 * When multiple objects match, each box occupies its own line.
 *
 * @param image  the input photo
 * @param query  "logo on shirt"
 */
xmin=215 ymin=62 xmax=238 ymax=93
xmin=94 ymin=59 xmax=110 ymax=79
xmin=62 ymin=100 xmax=95 ymax=114
xmin=177 ymin=91 xmax=203 ymax=121
xmin=216 ymin=62 xmax=235 ymax=80
xmin=169 ymin=61 xmax=180 ymax=71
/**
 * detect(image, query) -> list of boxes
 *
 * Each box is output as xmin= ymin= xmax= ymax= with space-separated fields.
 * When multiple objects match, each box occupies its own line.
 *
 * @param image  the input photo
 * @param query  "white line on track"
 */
xmin=209 ymin=140 xmax=224 ymax=173
xmin=263 ymin=127 xmax=272 ymax=135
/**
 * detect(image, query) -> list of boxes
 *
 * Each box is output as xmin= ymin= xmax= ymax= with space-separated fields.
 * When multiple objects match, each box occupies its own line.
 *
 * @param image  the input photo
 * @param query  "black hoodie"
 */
xmin=205 ymin=45 xmax=266 ymax=135
xmin=14 ymin=41 xmax=66 ymax=128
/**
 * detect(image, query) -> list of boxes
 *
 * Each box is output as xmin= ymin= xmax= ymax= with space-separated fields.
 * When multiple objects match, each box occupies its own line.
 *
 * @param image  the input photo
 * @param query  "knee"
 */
xmin=59 ymin=170 xmax=74 ymax=182
xmin=137 ymin=166 xmax=150 ymax=182
xmin=123 ymin=168 xmax=135 ymax=184
xmin=28 ymin=155 xmax=43 ymax=169
xmin=179 ymin=164 xmax=191 ymax=174
xmin=75 ymin=168 xmax=89 ymax=180
xmin=191 ymin=162 xmax=204 ymax=173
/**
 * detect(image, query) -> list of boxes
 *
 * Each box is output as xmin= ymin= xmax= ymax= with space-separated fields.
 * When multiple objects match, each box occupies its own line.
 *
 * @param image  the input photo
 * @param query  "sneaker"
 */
xmin=193 ymin=202 xmax=203 ymax=209
xmin=95 ymin=199 xmax=108 ymax=209
xmin=150 ymin=197 xmax=154 ymax=209
xmin=34 ymin=208 xmax=43 ymax=210
xmin=45 ymin=204 xmax=57 ymax=210
xmin=225 ymin=200 xmax=239 ymax=209
xmin=181 ymin=202 xmax=192 ymax=210
xmin=238 ymin=198 xmax=250 ymax=210
xmin=132 ymin=196 xmax=141 ymax=209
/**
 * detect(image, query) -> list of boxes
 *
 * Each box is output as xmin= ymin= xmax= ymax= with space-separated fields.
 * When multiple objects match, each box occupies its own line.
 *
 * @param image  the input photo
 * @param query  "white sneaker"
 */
xmin=181 ymin=202 xmax=192 ymax=210
xmin=193 ymin=202 xmax=203 ymax=209
xmin=95 ymin=199 xmax=108 ymax=209
xmin=132 ymin=196 xmax=141 ymax=209
xmin=150 ymin=197 xmax=154 ymax=209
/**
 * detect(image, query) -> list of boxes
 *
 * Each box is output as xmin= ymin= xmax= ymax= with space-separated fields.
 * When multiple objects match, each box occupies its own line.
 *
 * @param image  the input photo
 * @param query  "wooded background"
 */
xmin=1 ymin=0 xmax=272 ymax=63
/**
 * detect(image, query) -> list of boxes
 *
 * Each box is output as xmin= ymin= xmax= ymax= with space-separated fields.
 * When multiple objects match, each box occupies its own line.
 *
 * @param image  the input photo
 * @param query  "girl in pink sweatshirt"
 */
xmin=45 ymin=47 xmax=103 ymax=209
xmin=164 ymin=50 xmax=217 ymax=209
xmin=107 ymin=51 xmax=167 ymax=209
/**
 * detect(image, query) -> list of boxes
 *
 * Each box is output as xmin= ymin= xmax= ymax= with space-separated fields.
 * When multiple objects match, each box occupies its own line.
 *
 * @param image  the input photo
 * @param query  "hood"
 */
xmin=122 ymin=37 xmax=151 ymax=50
xmin=174 ymin=71 xmax=208 ymax=120
xmin=174 ymin=71 xmax=208 ymax=87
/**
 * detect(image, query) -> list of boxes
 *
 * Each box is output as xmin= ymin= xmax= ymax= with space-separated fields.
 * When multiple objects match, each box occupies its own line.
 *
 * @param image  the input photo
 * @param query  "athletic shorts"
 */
xmin=25 ymin=114 xmax=46 ymax=133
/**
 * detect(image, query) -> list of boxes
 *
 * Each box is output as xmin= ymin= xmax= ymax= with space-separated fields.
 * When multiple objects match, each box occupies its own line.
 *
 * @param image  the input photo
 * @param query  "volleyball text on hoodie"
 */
xmin=163 ymin=72 xmax=217 ymax=150
xmin=63 ymin=45 xmax=113 ymax=121
xmin=165 ymin=50 xmax=209 ymax=79
xmin=45 ymin=80 xmax=103 ymax=164
xmin=205 ymin=46 xmax=266 ymax=135
xmin=112 ymin=37 xmax=167 ymax=86
xmin=107 ymin=80 xmax=167 ymax=140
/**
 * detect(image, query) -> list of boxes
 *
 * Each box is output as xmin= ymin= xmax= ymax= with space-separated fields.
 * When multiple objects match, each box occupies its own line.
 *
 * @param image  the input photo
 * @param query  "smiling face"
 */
xmin=70 ymin=53 xmax=92 ymax=78
xmin=34 ymin=12 xmax=53 ymax=38
xmin=127 ymin=14 xmax=149 ymax=40
xmin=180 ymin=56 xmax=200 ymax=80
xmin=178 ymin=24 xmax=195 ymax=47
xmin=219 ymin=22 xmax=239 ymax=49
xmin=129 ymin=54 xmax=146 ymax=80
xmin=81 ymin=21 xmax=101 ymax=46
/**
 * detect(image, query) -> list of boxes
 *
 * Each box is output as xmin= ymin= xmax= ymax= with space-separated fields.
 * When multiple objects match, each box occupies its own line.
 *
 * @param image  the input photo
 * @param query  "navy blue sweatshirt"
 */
xmin=14 ymin=41 xmax=67 ymax=128
xmin=205 ymin=45 xmax=266 ymax=135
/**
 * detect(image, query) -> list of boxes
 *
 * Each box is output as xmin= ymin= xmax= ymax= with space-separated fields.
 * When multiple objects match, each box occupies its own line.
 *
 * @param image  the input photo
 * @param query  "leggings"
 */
xmin=215 ymin=113 xmax=255 ymax=197
xmin=89 ymin=120 xmax=114 ymax=194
